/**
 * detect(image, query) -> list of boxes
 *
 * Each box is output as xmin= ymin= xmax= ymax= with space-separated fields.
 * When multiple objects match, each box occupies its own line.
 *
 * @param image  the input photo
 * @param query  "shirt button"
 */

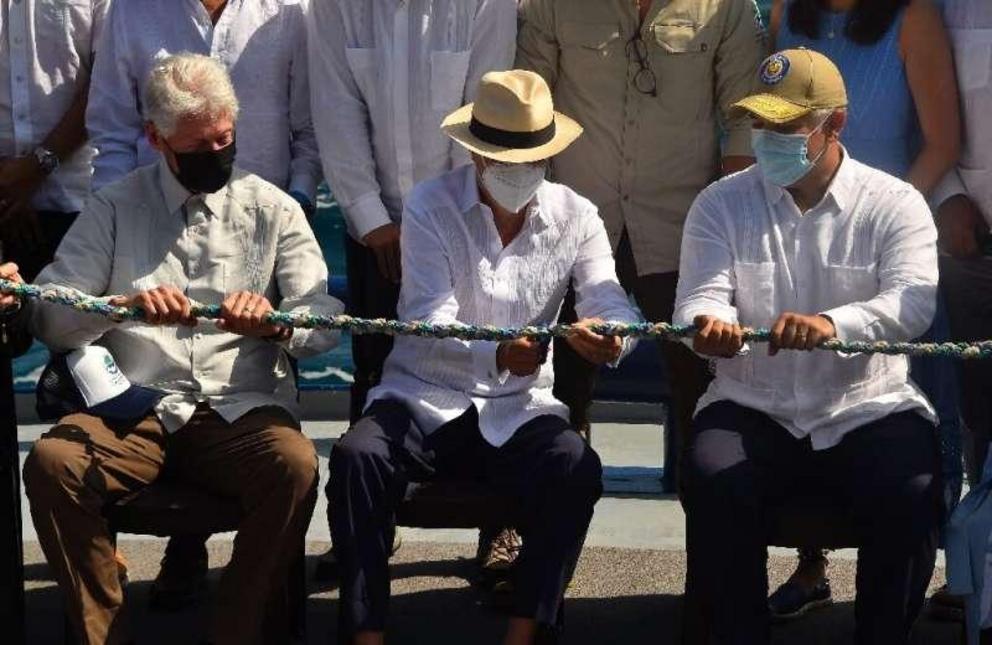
xmin=17 ymin=114 xmax=26 ymax=121
xmin=622 ymin=195 xmax=630 ymax=202
xmin=13 ymin=36 xmax=22 ymax=45
xmin=627 ymin=119 xmax=635 ymax=127
xmin=15 ymin=76 xmax=23 ymax=83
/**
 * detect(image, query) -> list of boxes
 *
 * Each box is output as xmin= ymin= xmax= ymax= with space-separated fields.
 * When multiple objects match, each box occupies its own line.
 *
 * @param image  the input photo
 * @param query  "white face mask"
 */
xmin=480 ymin=161 xmax=546 ymax=213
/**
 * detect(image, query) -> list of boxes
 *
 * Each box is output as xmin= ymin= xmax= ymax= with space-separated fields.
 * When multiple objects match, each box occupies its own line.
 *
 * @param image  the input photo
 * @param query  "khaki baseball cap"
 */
xmin=733 ymin=48 xmax=848 ymax=124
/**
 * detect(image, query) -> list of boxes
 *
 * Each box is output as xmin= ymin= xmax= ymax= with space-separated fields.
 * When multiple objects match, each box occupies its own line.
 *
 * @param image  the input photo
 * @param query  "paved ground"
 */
xmin=23 ymin=541 xmax=958 ymax=644
xmin=17 ymin=410 xmax=963 ymax=643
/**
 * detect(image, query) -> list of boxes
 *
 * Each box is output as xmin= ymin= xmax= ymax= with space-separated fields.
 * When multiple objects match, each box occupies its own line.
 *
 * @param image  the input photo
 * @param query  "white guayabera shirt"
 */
xmin=29 ymin=160 xmax=343 ymax=432
xmin=86 ymin=0 xmax=321 ymax=201
xmin=368 ymin=165 xmax=642 ymax=448
xmin=674 ymin=151 xmax=938 ymax=449
xmin=307 ymin=0 xmax=517 ymax=240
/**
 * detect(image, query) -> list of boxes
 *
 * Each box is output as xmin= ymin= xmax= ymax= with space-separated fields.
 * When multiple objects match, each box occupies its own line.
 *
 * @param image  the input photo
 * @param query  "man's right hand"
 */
xmin=692 ymin=315 xmax=744 ymax=358
xmin=109 ymin=285 xmax=196 ymax=326
xmin=937 ymin=194 xmax=987 ymax=259
xmin=362 ymin=223 xmax=401 ymax=284
xmin=497 ymin=337 xmax=545 ymax=377
xmin=0 ymin=262 xmax=24 ymax=311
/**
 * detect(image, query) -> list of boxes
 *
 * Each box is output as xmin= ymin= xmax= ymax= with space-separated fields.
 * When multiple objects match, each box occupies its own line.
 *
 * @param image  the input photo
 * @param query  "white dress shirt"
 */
xmin=307 ymin=0 xmax=516 ymax=240
xmin=87 ymin=0 xmax=321 ymax=200
xmin=674 ymin=152 xmax=938 ymax=450
xmin=368 ymin=164 xmax=641 ymax=448
xmin=29 ymin=160 xmax=343 ymax=432
xmin=0 ymin=0 xmax=109 ymax=212
xmin=934 ymin=0 xmax=992 ymax=224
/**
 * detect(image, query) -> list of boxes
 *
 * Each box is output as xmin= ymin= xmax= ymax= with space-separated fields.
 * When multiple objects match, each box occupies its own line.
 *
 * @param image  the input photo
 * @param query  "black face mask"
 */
xmin=167 ymin=139 xmax=236 ymax=194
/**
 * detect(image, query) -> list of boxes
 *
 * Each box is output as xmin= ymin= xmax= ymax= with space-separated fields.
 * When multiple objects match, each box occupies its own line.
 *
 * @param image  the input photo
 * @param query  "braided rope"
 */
xmin=3 ymin=278 xmax=990 ymax=360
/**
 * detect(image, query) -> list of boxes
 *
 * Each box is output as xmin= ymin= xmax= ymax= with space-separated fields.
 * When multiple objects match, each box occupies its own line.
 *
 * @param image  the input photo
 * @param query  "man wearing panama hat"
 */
xmin=327 ymin=69 xmax=640 ymax=645
xmin=675 ymin=48 xmax=943 ymax=643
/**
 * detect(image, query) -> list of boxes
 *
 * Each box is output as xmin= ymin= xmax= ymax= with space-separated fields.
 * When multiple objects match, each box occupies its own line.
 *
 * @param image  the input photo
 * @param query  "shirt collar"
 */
xmin=157 ymin=156 xmax=227 ymax=218
xmin=458 ymin=164 xmax=552 ymax=228
xmin=761 ymin=145 xmax=854 ymax=213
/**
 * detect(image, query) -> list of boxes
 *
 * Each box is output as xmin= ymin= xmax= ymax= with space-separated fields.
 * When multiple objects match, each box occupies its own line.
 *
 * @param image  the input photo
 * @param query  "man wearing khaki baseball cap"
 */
xmin=328 ymin=70 xmax=641 ymax=645
xmin=676 ymin=48 xmax=942 ymax=643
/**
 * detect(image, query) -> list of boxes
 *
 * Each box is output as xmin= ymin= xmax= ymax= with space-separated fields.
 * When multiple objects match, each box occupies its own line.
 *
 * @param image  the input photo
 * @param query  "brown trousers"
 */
xmin=23 ymin=405 xmax=318 ymax=645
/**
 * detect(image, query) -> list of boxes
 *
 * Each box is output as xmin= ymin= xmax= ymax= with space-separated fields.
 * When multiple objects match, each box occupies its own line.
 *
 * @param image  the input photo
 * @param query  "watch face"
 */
xmin=35 ymin=148 xmax=58 ymax=174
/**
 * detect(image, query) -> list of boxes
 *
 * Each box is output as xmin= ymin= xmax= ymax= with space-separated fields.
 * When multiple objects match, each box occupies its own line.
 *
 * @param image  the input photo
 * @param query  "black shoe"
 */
xmin=927 ymin=584 xmax=965 ymax=623
xmin=148 ymin=537 xmax=209 ymax=612
xmin=768 ymin=578 xmax=832 ymax=622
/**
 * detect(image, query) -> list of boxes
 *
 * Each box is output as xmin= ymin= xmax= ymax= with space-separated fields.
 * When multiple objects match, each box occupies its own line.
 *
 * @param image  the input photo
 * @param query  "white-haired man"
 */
xmin=328 ymin=69 xmax=640 ymax=645
xmin=87 ymin=0 xmax=321 ymax=215
xmin=677 ymin=49 xmax=942 ymax=643
xmin=22 ymin=54 xmax=342 ymax=645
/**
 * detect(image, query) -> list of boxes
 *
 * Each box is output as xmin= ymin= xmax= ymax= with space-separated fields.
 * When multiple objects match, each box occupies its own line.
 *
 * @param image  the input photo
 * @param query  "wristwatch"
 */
xmin=33 ymin=146 xmax=59 ymax=175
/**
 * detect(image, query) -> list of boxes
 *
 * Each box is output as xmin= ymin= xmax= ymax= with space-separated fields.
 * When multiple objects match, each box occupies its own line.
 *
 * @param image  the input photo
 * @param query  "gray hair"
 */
xmin=143 ymin=53 xmax=240 ymax=137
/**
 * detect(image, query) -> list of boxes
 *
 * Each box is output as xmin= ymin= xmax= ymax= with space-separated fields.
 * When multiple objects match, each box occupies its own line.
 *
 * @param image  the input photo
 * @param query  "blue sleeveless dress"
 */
xmin=777 ymin=4 xmax=920 ymax=178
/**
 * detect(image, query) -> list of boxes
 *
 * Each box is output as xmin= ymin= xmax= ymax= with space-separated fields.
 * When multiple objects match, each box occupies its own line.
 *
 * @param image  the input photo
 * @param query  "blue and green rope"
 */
xmin=2 ymin=278 xmax=989 ymax=360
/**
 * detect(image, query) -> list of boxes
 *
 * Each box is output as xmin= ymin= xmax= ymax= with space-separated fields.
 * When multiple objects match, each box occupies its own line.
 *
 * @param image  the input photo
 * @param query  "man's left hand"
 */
xmin=0 ymin=262 xmax=24 ymax=311
xmin=566 ymin=318 xmax=623 ymax=366
xmin=217 ymin=291 xmax=286 ymax=338
xmin=0 ymin=156 xmax=45 ymax=219
xmin=768 ymin=312 xmax=836 ymax=356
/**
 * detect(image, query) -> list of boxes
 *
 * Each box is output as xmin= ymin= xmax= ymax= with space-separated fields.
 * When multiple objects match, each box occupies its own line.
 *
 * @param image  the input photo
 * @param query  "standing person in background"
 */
xmin=0 ymin=0 xmax=109 ymax=282
xmin=307 ymin=0 xmax=519 ymax=585
xmin=769 ymin=0 xmax=961 ymax=620
xmin=516 ymin=0 xmax=765 ymax=469
xmin=936 ymin=0 xmax=992 ymax=536
xmin=0 ymin=3 xmax=109 ymax=635
xmin=84 ymin=0 xmax=323 ymax=611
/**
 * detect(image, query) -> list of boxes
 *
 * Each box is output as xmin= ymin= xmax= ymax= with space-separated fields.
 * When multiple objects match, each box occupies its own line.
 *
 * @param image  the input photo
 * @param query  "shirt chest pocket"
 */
xmin=559 ymin=21 xmax=624 ymax=67
xmin=733 ymin=261 xmax=776 ymax=328
xmin=649 ymin=21 xmax=713 ymax=95
xmin=825 ymin=264 xmax=878 ymax=310
xmin=430 ymin=50 xmax=472 ymax=113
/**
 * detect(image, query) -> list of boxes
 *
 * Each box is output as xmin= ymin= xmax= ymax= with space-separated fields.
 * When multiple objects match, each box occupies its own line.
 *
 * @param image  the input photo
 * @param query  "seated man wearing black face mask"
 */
xmin=676 ymin=49 xmax=942 ymax=644
xmin=327 ymin=70 xmax=641 ymax=645
xmin=22 ymin=53 xmax=342 ymax=645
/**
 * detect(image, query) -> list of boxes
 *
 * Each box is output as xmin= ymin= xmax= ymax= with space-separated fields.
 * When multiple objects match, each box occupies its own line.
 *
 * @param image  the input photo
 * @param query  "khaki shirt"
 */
xmin=517 ymin=0 xmax=766 ymax=275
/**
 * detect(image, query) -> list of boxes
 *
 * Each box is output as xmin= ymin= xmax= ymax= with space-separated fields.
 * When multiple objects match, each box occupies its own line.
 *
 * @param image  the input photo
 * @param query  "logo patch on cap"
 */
xmin=759 ymin=53 xmax=790 ymax=85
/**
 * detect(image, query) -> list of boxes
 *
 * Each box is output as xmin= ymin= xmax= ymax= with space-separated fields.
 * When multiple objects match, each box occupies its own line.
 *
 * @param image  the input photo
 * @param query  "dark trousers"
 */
xmin=682 ymin=401 xmax=942 ymax=645
xmin=345 ymin=235 xmax=401 ymax=424
xmin=0 ymin=209 xmax=77 ymax=281
xmin=327 ymin=400 xmax=603 ymax=639
xmin=553 ymin=231 xmax=710 ymax=481
xmin=940 ymin=254 xmax=992 ymax=483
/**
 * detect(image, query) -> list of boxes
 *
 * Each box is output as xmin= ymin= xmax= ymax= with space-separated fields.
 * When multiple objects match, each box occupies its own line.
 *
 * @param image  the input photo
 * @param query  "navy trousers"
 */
xmin=682 ymin=401 xmax=941 ymax=645
xmin=327 ymin=399 xmax=603 ymax=640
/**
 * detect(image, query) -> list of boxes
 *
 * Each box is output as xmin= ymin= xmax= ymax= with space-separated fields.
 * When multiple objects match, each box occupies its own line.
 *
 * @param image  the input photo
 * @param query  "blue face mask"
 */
xmin=750 ymin=120 xmax=828 ymax=188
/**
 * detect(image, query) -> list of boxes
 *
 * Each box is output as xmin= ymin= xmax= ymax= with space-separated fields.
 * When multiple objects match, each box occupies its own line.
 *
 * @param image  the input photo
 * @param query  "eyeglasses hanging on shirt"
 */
xmin=626 ymin=33 xmax=658 ymax=97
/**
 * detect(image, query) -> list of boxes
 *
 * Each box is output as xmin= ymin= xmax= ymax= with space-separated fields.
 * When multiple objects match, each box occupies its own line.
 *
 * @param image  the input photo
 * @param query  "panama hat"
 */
xmin=442 ymin=70 xmax=583 ymax=163
xmin=733 ymin=48 xmax=848 ymax=124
